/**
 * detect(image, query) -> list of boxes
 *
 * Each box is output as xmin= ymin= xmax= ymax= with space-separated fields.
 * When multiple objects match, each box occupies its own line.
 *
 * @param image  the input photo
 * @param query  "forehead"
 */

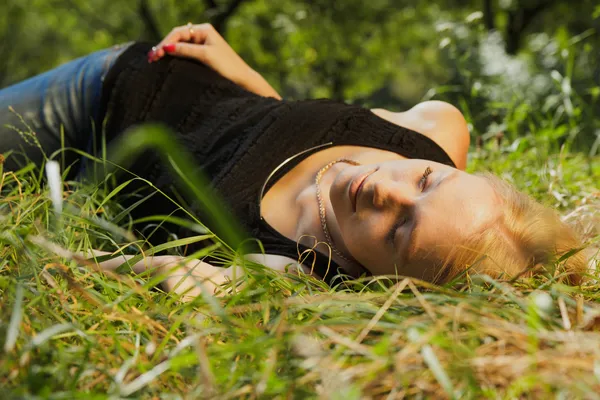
xmin=409 ymin=172 xmax=500 ymax=261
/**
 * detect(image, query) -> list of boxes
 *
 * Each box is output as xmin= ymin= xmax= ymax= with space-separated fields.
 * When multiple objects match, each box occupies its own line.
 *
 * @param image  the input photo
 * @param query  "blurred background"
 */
xmin=1 ymin=0 xmax=599 ymax=150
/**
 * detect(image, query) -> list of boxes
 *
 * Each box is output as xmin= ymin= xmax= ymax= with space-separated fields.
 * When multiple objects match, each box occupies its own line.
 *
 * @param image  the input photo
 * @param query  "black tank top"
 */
xmin=98 ymin=43 xmax=456 ymax=284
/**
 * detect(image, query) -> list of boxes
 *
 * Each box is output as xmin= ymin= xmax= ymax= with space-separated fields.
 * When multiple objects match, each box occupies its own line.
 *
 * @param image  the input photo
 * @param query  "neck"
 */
xmin=303 ymin=158 xmax=368 ymax=278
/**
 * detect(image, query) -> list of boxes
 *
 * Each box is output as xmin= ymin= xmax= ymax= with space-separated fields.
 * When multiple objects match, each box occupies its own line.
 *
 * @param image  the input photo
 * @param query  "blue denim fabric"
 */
xmin=0 ymin=43 xmax=132 ymax=172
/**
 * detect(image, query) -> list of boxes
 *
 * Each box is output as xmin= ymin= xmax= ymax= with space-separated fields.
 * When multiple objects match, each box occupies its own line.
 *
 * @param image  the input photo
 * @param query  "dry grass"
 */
xmin=0 ymin=125 xmax=599 ymax=398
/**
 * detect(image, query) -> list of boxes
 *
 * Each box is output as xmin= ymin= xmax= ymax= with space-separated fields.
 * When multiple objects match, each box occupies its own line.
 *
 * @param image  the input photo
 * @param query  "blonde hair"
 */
xmin=439 ymin=173 xmax=589 ymax=285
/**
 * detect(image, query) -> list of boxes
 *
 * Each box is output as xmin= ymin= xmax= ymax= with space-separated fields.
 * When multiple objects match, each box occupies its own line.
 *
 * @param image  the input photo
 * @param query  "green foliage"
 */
xmin=0 ymin=0 xmax=599 ymax=397
xmin=434 ymin=9 xmax=600 ymax=150
xmin=0 ymin=91 xmax=599 ymax=399
xmin=2 ymin=0 xmax=599 ymax=146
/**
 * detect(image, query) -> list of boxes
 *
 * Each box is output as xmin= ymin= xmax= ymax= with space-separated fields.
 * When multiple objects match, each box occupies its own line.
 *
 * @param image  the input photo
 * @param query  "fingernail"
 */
xmin=163 ymin=44 xmax=176 ymax=53
xmin=147 ymin=50 xmax=155 ymax=63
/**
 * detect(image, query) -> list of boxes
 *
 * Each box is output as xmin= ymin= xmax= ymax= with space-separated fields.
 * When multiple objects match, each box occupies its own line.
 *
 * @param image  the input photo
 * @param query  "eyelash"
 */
xmin=419 ymin=166 xmax=433 ymax=191
xmin=388 ymin=166 xmax=433 ymax=245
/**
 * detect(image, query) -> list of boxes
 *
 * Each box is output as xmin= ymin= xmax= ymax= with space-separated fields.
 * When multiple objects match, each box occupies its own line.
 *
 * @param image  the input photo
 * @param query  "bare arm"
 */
xmin=238 ymin=68 xmax=282 ymax=100
xmin=85 ymin=250 xmax=237 ymax=300
xmin=85 ymin=250 xmax=307 ymax=301
xmin=149 ymin=23 xmax=282 ymax=100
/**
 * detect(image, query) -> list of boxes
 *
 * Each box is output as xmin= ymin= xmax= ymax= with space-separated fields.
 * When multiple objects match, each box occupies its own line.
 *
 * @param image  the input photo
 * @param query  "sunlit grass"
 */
xmin=0 ymin=117 xmax=598 ymax=398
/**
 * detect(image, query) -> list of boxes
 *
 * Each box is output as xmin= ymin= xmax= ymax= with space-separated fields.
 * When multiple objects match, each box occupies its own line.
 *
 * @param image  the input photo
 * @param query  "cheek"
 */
xmin=340 ymin=215 xmax=390 ymax=267
xmin=400 ymin=256 xmax=444 ymax=282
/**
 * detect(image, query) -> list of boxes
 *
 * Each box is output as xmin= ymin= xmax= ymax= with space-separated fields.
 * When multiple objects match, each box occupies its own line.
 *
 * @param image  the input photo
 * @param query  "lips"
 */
xmin=349 ymin=168 xmax=378 ymax=212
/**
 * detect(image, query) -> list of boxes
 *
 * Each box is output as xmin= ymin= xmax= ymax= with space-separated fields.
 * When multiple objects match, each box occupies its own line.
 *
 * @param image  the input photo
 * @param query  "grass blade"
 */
xmin=97 ymin=124 xmax=248 ymax=253
xmin=4 ymin=284 xmax=24 ymax=353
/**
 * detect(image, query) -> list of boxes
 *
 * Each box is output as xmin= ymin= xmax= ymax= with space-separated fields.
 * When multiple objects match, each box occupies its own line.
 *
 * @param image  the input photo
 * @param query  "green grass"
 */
xmin=0 ymin=127 xmax=598 ymax=399
xmin=0 ymin=105 xmax=599 ymax=399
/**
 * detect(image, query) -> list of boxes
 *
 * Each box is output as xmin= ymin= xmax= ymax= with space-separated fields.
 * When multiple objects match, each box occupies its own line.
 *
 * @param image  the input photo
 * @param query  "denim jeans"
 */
xmin=0 ymin=43 xmax=132 ymax=173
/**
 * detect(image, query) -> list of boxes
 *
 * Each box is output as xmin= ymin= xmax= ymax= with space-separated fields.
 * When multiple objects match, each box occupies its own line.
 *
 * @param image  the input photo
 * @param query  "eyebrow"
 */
xmin=402 ymin=170 xmax=461 ymax=259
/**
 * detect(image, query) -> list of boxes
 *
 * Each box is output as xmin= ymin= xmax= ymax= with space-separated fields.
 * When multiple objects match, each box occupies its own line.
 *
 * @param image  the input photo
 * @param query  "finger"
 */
xmin=153 ymin=29 xmax=189 ymax=59
xmin=162 ymin=42 xmax=210 ymax=65
xmin=155 ymin=23 xmax=214 ymax=56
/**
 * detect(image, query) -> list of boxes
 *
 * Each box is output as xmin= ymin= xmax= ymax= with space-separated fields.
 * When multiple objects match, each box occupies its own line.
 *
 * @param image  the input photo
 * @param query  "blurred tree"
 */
xmin=0 ymin=0 xmax=598 ymax=146
xmin=203 ymin=0 xmax=247 ymax=33
xmin=485 ymin=0 xmax=600 ymax=55
xmin=0 ymin=1 xmax=25 ymax=86
xmin=227 ymin=0 xmax=453 ymax=106
xmin=0 ymin=0 xmax=249 ymax=87
xmin=482 ymin=0 xmax=554 ymax=54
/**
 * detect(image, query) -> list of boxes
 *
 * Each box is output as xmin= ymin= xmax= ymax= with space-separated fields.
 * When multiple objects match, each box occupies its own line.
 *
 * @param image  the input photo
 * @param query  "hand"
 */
xmin=148 ymin=23 xmax=254 ymax=89
xmin=148 ymin=23 xmax=282 ymax=99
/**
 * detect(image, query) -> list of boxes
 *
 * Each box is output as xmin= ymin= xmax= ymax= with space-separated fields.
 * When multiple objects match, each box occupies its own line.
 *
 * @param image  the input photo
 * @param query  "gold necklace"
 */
xmin=315 ymin=159 xmax=361 ymax=264
xmin=257 ymin=144 xmax=362 ymax=267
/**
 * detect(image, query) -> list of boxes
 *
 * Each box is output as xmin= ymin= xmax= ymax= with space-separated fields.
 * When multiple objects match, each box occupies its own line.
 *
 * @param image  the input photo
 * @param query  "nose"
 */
xmin=372 ymin=181 xmax=417 ymax=210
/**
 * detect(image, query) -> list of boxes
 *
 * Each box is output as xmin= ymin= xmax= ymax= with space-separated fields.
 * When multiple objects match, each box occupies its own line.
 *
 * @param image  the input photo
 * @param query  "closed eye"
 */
xmin=388 ymin=167 xmax=432 ymax=247
xmin=419 ymin=166 xmax=433 ymax=191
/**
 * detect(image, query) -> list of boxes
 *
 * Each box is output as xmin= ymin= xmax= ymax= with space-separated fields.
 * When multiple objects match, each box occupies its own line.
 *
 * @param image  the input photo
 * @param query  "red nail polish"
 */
xmin=163 ymin=44 xmax=176 ymax=53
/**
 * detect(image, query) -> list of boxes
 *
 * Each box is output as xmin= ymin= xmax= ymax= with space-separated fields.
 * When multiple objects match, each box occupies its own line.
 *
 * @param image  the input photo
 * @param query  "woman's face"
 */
xmin=328 ymin=159 xmax=501 ymax=281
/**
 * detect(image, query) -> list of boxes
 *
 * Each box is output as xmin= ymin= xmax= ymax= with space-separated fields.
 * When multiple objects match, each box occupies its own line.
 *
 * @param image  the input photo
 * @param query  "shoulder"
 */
xmin=371 ymin=101 xmax=470 ymax=170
